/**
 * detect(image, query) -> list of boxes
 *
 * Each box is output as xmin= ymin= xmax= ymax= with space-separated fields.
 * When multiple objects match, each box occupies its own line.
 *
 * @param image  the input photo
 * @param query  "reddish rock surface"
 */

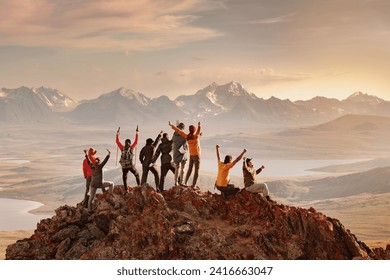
xmin=6 ymin=185 xmax=390 ymax=259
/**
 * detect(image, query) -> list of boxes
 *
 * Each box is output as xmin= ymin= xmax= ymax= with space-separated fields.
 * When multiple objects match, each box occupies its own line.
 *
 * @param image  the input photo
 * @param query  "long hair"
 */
xmin=187 ymin=125 xmax=196 ymax=140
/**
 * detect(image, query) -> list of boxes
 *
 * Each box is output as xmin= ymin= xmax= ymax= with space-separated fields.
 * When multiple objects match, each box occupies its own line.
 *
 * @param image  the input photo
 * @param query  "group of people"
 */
xmin=82 ymin=121 xmax=269 ymax=210
xmin=215 ymin=145 xmax=270 ymax=199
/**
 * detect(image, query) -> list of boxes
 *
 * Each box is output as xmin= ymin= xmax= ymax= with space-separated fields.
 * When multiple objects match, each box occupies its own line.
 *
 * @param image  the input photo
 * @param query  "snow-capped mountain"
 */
xmin=66 ymin=87 xmax=183 ymax=125
xmin=0 ymin=87 xmax=58 ymax=122
xmin=33 ymin=87 xmax=77 ymax=112
xmin=343 ymin=91 xmax=383 ymax=105
xmin=175 ymin=81 xmax=258 ymax=118
xmin=66 ymin=88 xmax=152 ymax=124
xmin=2 ymin=82 xmax=390 ymax=128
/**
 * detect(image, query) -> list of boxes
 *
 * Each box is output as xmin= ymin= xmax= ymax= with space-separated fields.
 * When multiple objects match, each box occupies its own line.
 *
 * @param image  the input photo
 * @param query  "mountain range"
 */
xmin=0 ymin=86 xmax=76 ymax=122
xmin=1 ymin=82 xmax=390 ymax=126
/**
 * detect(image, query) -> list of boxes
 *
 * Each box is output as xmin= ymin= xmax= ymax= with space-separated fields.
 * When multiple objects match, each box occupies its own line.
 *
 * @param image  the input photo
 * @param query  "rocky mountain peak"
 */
xmin=33 ymin=86 xmax=77 ymax=112
xmin=101 ymin=87 xmax=150 ymax=106
xmin=6 ymin=185 xmax=390 ymax=260
xmin=344 ymin=92 xmax=383 ymax=105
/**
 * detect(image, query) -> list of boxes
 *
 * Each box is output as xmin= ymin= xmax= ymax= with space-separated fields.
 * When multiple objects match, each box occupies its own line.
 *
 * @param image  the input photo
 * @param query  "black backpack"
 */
xmin=119 ymin=146 xmax=134 ymax=168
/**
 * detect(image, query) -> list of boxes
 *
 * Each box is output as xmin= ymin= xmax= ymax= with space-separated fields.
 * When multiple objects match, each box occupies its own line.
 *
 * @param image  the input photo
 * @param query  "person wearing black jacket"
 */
xmin=139 ymin=131 xmax=162 ymax=190
xmin=151 ymin=133 xmax=176 ymax=192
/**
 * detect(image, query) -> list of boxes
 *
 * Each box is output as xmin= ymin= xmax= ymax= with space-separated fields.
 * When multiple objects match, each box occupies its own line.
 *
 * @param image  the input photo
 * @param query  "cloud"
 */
xmin=0 ymin=0 xmax=222 ymax=51
xmin=249 ymin=13 xmax=295 ymax=24
xmin=148 ymin=67 xmax=311 ymax=90
xmin=178 ymin=67 xmax=310 ymax=84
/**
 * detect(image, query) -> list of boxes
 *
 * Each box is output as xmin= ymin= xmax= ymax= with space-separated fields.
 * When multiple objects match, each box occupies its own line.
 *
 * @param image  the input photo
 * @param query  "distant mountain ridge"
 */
xmin=0 ymin=86 xmax=76 ymax=122
xmin=1 ymin=82 xmax=390 ymax=125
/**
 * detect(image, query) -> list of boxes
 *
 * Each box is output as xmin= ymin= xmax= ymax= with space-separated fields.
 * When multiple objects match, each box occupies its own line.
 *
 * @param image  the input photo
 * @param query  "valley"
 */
xmin=1 ymin=82 xmax=390 ymax=258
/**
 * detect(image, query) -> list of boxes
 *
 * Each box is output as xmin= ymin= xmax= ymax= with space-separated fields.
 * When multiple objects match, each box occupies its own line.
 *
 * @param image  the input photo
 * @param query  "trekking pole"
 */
xmin=135 ymin=125 xmax=139 ymax=165
xmin=116 ymin=127 xmax=120 ymax=166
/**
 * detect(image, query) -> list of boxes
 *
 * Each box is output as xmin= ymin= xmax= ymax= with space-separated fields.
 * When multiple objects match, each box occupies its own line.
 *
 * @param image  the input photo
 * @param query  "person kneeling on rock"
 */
xmin=84 ymin=149 xmax=114 ymax=211
xmin=242 ymin=157 xmax=270 ymax=199
xmin=215 ymin=145 xmax=246 ymax=198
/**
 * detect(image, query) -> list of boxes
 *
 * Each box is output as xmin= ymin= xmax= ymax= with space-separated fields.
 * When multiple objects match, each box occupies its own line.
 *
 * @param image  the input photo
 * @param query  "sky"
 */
xmin=1 ymin=0 xmax=390 ymax=101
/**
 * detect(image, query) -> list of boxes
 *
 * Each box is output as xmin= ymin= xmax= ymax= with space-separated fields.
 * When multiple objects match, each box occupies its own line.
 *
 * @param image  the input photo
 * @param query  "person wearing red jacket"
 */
xmin=82 ymin=148 xmax=96 ymax=207
xmin=116 ymin=127 xmax=140 ymax=192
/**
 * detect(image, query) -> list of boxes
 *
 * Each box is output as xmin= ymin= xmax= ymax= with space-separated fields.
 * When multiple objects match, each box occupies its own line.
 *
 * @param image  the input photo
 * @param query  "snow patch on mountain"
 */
xmin=344 ymin=92 xmax=383 ymax=105
xmin=33 ymin=87 xmax=77 ymax=112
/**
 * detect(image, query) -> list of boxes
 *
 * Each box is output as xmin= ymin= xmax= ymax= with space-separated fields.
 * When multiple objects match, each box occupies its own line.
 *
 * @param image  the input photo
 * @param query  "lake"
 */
xmin=0 ymin=158 xmax=367 ymax=231
xmin=201 ymin=158 xmax=366 ymax=177
xmin=0 ymin=198 xmax=51 ymax=231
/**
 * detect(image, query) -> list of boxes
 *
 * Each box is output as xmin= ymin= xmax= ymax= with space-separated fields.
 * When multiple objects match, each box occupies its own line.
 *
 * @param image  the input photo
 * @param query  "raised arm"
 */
xmin=101 ymin=149 xmax=111 ymax=167
xmin=153 ymin=131 xmax=163 ymax=147
xmin=169 ymin=121 xmax=187 ymax=138
xmin=256 ymin=165 xmax=265 ymax=174
xmin=195 ymin=122 xmax=201 ymax=136
xmin=243 ymin=157 xmax=249 ymax=170
xmin=131 ymin=127 xmax=139 ymax=149
xmin=116 ymin=132 xmax=123 ymax=150
xmin=151 ymin=145 xmax=161 ymax=164
xmin=216 ymin=144 xmax=221 ymax=162
xmin=233 ymin=149 xmax=247 ymax=165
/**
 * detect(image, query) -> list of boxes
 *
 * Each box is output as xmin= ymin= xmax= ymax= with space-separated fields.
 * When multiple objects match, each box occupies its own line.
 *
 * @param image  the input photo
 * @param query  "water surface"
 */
xmin=0 ymin=198 xmax=51 ymax=231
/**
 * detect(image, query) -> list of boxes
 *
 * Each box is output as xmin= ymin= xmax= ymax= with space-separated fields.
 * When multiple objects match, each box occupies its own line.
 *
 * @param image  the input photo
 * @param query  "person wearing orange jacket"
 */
xmin=116 ymin=127 xmax=140 ymax=192
xmin=169 ymin=121 xmax=201 ymax=188
xmin=82 ymin=148 xmax=96 ymax=207
xmin=215 ymin=145 xmax=247 ymax=198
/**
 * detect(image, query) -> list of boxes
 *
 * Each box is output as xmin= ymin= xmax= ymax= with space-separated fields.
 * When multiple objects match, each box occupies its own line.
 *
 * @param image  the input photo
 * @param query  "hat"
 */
xmin=245 ymin=158 xmax=252 ymax=164
xmin=88 ymin=148 xmax=97 ymax=155
xmin=178 ymin=122 xmax=185 ymax=129
xmin=146 ymin=138 xmax=153 ymax=145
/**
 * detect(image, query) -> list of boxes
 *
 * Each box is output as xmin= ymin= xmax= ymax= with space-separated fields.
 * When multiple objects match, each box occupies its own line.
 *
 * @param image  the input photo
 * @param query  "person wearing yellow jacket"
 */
xmin=169 ymin=121 xmax=201 ymax=188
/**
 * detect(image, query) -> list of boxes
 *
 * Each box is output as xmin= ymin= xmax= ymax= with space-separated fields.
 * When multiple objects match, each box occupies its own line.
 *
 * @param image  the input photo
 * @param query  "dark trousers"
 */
xmin=159 ymin=162 xmax=176 ymax=192
xmin=82 ymin=176 xmax=92 ymax=207
xmin=122 ymin=166 xmax=140 ymax=190
xmin=216 ymin=184 xmax=240 ymax=198
xmin=141 ymin=163 xmax=160 ymax=189
xmin=185 ymin=155 xmax=200 ymax=187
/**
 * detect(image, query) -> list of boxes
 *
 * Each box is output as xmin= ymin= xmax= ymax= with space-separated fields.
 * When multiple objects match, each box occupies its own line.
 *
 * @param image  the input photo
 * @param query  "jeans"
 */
xmin=88 ymin=181 xmax=114 ymax=210
xmin=174 ymin=159 xmax=187 ymax=185
xmin=185 ymin=155 xmax=200 ymax=187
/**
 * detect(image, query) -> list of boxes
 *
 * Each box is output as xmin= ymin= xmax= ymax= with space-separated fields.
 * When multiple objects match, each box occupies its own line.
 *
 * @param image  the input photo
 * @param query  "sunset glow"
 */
xmin=1 ymin=0 xmax=390 ymax=101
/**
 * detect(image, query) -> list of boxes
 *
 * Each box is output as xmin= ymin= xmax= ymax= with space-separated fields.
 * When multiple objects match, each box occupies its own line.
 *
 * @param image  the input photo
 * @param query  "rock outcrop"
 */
xmin=6 ymin=185 xmax=390 ymax=260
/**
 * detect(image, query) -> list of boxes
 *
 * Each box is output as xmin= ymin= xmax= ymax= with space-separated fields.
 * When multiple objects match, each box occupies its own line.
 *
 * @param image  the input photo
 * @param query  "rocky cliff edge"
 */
xmin=6 ymin=185 xmax=390 ymax=260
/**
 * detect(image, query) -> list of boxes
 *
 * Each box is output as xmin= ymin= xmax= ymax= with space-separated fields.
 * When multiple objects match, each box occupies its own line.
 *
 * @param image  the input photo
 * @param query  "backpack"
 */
xmin=119 ymin=146 xmax=135 ymax=168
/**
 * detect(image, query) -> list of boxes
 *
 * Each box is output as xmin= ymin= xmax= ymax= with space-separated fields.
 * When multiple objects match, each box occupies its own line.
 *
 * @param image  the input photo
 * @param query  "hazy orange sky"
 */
xmin=1 ymin=0 xmax=390 ymax=101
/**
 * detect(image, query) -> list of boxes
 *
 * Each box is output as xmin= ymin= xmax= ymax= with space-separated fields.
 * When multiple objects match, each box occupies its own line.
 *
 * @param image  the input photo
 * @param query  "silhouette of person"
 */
xmin=139 ymin=131 xmax=162 ymax=190
xmin=151 ymin=133 xmax=176 ymax=192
